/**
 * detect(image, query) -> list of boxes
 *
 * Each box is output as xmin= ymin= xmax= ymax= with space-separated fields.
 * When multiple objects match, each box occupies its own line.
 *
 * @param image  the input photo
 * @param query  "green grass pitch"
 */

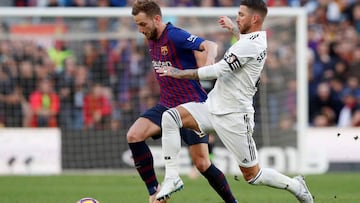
xmin=0 ymin=172 xmax=359 ymax=203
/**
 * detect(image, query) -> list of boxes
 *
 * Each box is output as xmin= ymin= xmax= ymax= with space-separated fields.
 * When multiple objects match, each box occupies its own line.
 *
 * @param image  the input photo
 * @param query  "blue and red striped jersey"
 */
xmin=148 ymin=23 xmax=207 ymax=108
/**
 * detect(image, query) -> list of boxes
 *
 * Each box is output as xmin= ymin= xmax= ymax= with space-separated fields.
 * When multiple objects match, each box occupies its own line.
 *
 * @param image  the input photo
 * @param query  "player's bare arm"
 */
xmin=218 ymin=16 xmax=240 ymax=40
xmin=199 ymin=40 xmax=218 ymax=65
xmin=156 ymin=66 xmax=199 ymax=80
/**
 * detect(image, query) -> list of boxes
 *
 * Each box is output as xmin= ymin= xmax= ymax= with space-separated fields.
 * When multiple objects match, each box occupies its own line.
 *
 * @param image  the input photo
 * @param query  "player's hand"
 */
xmin=218 ymin=16 xmax=235 ymax=32
xmin=156 ymin=66 xmax=180 ymax=78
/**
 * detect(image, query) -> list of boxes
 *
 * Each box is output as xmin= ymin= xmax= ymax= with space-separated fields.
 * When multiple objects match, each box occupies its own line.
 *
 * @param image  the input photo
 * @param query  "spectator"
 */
xmin=15 ymin=61 xmax=37 ymax=127
xmin=56 ymin=56 xmax=76 ymax=129
xmin=332 ymin=60 xmax=349 ymax=83
xmin=309 ymin=81 xmax=342 ymax=125
xmin=351 ymin=109 xmax=360 ymax=126
xmin=47 ymin=40 xmax=73 ymax=73
xmin=312 ymin=112 xmax=331 ymax=127
xmin=347 ymin=45 xmax=360 ymax=79
xmin=83 ymin=83 xmax=112 ymax=130
xmin=16 ymin=60 xmax=37 ymax=101
xmin=352 ymin=2 xmax=360 ymax=33
xmin=81 ymin=42 xmax=109 ymax=86
xmin=72 ymin=65 xmax=89 ymax=129
xmin=263 ymin=52 xmax=286 ymax=128
xmin=29 ymin=79 xmax=60 ymax=127
xmin=344 ymin=76 xmax=360 ymax=97
xmin=0 ymin=67 xmax=24 ymax=127
xmin=107 ymin=39 xmax=131 ymax=93
xmin=313 ymin=41 xmax=334 ymax=83
xmin=337 ymin=89 xmax=359 ymax=127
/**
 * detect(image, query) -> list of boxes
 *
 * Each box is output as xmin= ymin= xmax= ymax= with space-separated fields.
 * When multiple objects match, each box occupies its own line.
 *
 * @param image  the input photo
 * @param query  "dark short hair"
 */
xmin=240 ymin=0 xmax=268 ymax=18
xmin=131 ymin=0 xmax=162 ymax=18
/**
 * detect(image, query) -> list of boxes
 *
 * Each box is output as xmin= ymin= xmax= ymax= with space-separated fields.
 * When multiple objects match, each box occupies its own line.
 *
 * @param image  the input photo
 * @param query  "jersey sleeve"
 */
xmin=169 ymin=28 xmax=205 ymax=51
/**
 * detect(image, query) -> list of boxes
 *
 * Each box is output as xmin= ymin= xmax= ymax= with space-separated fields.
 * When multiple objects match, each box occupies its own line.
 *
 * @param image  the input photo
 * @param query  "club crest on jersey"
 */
xmin=161 ymin=46 xmax=168 ymax=55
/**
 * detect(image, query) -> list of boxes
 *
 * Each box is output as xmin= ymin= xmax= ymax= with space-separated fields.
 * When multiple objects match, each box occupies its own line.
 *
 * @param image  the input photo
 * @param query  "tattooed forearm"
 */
xmin=176 ymin=69 xmax=199 ymax=79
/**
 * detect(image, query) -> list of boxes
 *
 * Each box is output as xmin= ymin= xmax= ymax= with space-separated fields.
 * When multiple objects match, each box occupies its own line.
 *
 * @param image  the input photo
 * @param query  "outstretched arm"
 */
xmin=156 ymin=61 xmax=221 ymax=81
xmin=156 ymin=66 xmax=199 ymax=80
xmin=218 ymin=16 xmax=239 ymax=40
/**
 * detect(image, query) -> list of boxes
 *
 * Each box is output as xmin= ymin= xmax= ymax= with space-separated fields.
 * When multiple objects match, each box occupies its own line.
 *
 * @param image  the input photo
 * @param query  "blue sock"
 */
xmin=201 ymin=164 xmax=238 ymax=203
xmin=128 ymin=141 xmax=158 ymax=195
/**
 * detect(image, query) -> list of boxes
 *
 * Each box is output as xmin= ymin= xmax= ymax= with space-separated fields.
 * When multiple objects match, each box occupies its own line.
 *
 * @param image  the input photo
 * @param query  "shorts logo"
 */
xmin=242 ymin=158 xmax=249 ymax=164
xmin=195 ymin=131 xmax=206 ymax=138
xmin=161 ymin=46 xmax=168 ymax=55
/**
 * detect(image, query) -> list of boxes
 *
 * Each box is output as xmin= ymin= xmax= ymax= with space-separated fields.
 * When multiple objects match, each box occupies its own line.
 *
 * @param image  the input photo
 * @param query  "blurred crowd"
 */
xmin=0 ymin=0 xmax=359 ymax=131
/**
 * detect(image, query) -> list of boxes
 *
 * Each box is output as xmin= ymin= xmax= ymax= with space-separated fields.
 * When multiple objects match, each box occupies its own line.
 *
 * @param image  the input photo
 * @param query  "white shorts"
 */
xmin=181 ymin=102 xmax=258 ymax=167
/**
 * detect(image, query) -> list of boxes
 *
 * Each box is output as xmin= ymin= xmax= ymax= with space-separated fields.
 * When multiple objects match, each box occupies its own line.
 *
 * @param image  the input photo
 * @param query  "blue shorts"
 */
xmin=141 ymin=104 xmax=208 ymax=145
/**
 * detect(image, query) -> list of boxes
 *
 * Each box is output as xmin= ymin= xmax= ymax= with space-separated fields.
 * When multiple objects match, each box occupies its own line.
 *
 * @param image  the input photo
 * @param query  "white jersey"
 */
xmin=198 ymin=31 xmax=267 ymax=115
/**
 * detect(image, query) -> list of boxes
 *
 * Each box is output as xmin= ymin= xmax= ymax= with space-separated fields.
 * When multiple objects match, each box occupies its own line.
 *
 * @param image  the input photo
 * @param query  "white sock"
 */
xmin=161 ymin=109 xmax=183 ymax=179
xmin=249 ymin=168 xmax=301 ymax=196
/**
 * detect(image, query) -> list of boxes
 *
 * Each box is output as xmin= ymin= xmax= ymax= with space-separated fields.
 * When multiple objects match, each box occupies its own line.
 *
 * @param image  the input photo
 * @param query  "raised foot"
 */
xmin=156 ymin=177 xmax=184 ymax=201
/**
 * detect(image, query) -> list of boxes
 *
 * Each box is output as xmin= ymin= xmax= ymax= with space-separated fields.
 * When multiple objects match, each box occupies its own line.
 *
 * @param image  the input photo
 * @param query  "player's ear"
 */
xmin=251 ymin=14 xmax=258 ymax=25
xmin=153 ymin=14 xmax=162 ymax=24
xmin=252 ymin=13 xmax=263 ymax=25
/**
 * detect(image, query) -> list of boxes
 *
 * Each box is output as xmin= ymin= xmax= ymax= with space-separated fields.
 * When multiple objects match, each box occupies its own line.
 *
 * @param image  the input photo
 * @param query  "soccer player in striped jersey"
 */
xmin=128 ymin=1 xmax=237 ymax=203
xmin=156 ymin=1 xmax=314 ymax=203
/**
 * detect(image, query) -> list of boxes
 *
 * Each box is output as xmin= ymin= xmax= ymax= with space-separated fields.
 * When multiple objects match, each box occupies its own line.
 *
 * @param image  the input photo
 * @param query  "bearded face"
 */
xmin=146 ymin=24 xmax=159 ymax=41
xmin=236 ymin=5 xmax=254 ymax=34
xmin=133 ymin=12 xmax=160 ymax=41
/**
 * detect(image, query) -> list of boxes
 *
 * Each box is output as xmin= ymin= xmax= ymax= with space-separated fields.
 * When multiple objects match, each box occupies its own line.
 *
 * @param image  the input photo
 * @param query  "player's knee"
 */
xmin=162 ymin=109 xmax=182 ymax=129
xmin=193 ymin=157 xmax=211 ymax=172
xmin=126 ymin=129 xmax=143 ymax=143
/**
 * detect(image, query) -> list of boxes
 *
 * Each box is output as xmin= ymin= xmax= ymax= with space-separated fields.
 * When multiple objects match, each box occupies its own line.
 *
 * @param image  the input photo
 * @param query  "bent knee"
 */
xmin=127 ymin=128 xmax=150 ymax=143
xmin=193 ymin=158 xmax=211 ymax=172
xmin=127 ymin=131 xmax=140 ymax=143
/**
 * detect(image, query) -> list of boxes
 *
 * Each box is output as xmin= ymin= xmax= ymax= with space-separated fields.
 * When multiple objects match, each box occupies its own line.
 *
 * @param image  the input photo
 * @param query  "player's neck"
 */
xmin=157 ymin=23 xmax=167 ymax=39
xmin=245 ymin=25 xmax=262 ymax=34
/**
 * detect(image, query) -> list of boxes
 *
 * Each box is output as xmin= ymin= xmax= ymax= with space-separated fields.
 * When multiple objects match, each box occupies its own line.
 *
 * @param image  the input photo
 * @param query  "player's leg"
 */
xmin=188 ymin=142 xmax=237 ymax=203
xmin=156 ymin=104 xmax=204 ymax=201
xmin=240 ymin=164 xmax=313 ymax=203
xmin=182 ymin=111 xmax=237 ymax=203
xmin=127 ymin=105 xmax=167 ymax=203
xmin=187 ymin=134 xmax=215 ymax=179
xmin=213 ymin=113 xmax=313 ymax=203
xmin=157 ymin=103 xmax=237 ymax=202
xmin=155 ymin=107 xmax=185 ymax=201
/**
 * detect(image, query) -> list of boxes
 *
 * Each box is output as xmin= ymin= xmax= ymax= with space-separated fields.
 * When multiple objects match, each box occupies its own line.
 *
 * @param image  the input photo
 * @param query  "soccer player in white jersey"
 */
xmin=155 ymin=0 xmax=314 ymax=203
